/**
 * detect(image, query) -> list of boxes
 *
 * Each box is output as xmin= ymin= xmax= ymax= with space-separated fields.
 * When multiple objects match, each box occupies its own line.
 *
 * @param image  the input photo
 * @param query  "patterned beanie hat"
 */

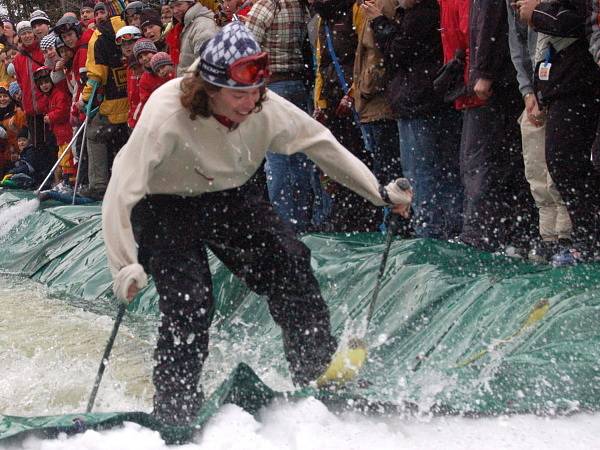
xmin=199 ymin=21 xmax=264 ymax=89
xmin=40 ymin=33 xmax=57 ymax=51
xmin=150 ymin=52 xmax=173 ymax=73
xmin=8 ymin=81 xmax=21 ymax=99
xmin=16 ymin=21 xmax=33 ymax=35
xmin=133 ymin=38 xmax=158 ymax=59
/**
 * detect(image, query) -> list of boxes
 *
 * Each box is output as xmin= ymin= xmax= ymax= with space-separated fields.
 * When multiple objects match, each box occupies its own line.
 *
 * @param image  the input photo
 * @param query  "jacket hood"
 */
xmin=98 ymin=15 xmax=126 ymax=40
xmin=184 ymin=3 xmax=214 ymax=26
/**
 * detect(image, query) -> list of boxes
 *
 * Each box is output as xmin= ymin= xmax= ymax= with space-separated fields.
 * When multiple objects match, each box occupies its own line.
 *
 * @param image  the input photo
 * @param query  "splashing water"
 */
xmin=0 ymin=199 xmax=40 ymax=238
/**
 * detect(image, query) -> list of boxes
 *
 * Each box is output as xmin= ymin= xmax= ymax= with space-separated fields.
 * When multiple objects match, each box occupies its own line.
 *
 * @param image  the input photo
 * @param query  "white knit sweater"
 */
xmin=102 ymin=77 xmax=386 ymax=300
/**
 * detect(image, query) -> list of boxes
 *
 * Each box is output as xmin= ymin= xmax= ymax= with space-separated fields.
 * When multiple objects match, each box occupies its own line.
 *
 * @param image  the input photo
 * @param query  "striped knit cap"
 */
xmin=150 ymin=52 xmax=173 ymax=73
xmin=16 ymin=21 xmax=33 ymax=35
xmin=133 ymin=38 xmax=157 ymax=59
xmin=198 ymin=21 xmax=263 ymax=89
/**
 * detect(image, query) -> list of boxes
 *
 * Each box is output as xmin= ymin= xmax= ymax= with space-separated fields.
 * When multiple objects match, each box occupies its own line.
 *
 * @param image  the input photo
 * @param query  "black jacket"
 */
xmin=371 ymin=0 xmax=446 ymax=118
xmin=531 ymin=0 xmax=600 ymax=104
xmin=469 ymin=0 xmax=517 ymax=89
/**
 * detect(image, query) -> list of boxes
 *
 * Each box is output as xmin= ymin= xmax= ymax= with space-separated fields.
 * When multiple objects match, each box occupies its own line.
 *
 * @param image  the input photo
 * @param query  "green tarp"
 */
xmin=1 ymin=190 xmax=600 ymax=442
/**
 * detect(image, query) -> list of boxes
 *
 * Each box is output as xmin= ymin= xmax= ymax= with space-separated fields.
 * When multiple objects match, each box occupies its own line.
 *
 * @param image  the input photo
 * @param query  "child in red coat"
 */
xmin=34 ymin=66 xmax=76 ymax=183
xmin=133 ymin=39 xmax=175 ymax=124
xmin=139 ymin=52 xmax=175 ymax=108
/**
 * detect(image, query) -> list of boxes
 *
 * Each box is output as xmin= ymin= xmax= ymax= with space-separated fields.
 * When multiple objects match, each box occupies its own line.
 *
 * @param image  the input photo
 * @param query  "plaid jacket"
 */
xmin=245 ymin=0 xmax=308 ymax=74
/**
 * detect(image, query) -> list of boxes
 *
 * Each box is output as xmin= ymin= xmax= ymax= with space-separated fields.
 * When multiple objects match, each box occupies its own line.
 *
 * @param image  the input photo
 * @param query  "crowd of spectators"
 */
xmin=0 ymin=0 xmax=597 ymax=266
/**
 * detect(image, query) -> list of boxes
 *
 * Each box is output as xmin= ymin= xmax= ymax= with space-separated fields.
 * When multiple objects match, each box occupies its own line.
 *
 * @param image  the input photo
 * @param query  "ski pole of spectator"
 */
xmin=34 ymin=121 xmax=87 ymax=193
xmin=71 ymin=107 xmax=98 ymax=203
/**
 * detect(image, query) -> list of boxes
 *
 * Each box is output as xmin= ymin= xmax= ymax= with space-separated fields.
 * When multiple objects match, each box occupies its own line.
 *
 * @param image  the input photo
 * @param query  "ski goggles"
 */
xmin=116 ymin=32 xmax=141 ymax=45
xmin=227 ymin=52 xmax=270 ymax=85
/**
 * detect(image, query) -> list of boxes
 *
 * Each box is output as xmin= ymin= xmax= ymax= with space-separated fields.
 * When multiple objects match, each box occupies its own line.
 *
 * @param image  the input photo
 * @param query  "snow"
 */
xmin=0 ymin=199 xmax=39 ymax=238
xmin=7 ymin=401 xmax=600 ymax=450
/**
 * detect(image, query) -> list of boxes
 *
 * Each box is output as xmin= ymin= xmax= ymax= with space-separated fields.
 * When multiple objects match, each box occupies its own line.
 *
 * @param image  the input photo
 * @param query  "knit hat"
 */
xmin=198 ymin=21 xmax=265 ymax=89
xmin=133 ymin=38 xmax=157 ymax=59
xmin=16 ymin=21 xmax=33 ymax=35
xmin=81 ymin=0 xmax=96 ymax=11
xmin=40 ymin=33 xmax=57 ymax=51
xmin=17 ymin=127 xmax=29 ymax=140
xmin=150 ymin=52 xmax=173 ymax=73
xmin=140 ymin=8 xmax=163 ymax=29
xmin=0 ymin=83 xmax=9 ymax=96
xmin=30 ymin=10 xmax=51 ymax=26
xmin=8 ymin=81 xmax=20 ymax=99
xmin=94 ymin=2 xmax=108 ymax=13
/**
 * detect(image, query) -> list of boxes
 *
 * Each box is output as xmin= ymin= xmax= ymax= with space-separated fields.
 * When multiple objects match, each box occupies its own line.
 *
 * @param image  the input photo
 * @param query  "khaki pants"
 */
xmin=520 ymin=109 xmax=572 ymax=241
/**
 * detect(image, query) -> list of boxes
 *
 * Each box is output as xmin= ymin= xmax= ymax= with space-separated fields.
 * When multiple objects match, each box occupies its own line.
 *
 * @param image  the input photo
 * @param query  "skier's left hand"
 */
xmin=383 ymin=178 xmax=413 ymax=218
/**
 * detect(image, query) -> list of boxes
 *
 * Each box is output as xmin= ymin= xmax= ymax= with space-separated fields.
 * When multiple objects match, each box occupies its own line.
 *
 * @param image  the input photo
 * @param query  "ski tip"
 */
xmin=316 ymin=345 xmax=368 ymax=388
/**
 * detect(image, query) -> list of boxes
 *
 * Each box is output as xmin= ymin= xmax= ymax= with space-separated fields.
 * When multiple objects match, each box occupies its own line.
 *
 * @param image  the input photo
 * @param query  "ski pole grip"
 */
xmin=396 ymin=178 xmax=411 ymax=191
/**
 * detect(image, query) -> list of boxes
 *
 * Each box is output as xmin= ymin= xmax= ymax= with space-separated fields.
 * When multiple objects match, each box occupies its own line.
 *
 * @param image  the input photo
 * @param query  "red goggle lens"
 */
xmin=116 ymin=33 xmax=138 ymax=45
xmin=228 ymin=52 xmax=271 ymax=85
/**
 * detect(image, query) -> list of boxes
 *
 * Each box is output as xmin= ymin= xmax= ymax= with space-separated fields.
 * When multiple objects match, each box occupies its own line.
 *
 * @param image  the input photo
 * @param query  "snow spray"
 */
xmin=0 ymin=198 xmax=40 ymax=238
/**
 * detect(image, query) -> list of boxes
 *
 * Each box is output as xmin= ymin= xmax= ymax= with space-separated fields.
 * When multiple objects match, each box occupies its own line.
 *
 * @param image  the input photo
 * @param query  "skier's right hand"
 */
xmin=114 ymin=263 xmax=148 ymax=304
xmin=126 ymin=282 xmax=140 ymax=304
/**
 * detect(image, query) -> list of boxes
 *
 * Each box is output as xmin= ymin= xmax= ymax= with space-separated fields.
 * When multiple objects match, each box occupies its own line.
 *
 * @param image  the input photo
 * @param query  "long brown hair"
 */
xmin=180 ymin=72 xmax=268 ymax=120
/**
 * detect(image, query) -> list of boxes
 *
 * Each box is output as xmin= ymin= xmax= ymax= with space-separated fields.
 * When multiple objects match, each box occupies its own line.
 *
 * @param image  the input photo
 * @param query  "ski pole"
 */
xmin=317 ymin=180 xmax=411 ymax=387
xmin=34 ymin=122 xmax=87 ymax=194
xmin=86 ymin=302 xmax=127 ymax=413
xmin=71 ymin=107 xmax=98 ymax=204
xmin=364 ymin=178 xmax=412 ymax=330
xmin=71 ymin=119 xmax=88 ymax=204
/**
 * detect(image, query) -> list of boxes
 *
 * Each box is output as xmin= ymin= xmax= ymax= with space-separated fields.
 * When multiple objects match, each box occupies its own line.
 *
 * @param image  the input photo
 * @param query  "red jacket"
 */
xmin=73 ymin=33 xmax=91 ymax=88
xmin=45 ymin=80 xmax=73 ymax=145
xmin=165 ymin=22 xmax=183 ymax=65
xmin=71 ymin=33 xmax=92 ymax=124
xmin=138 ymin=70 xmax=174 ymax=119
xmin=13 ymin=41 xmax=45 ymax=116
xmin=439 ymin=0 xmax=485 ymax=110
xmin=127 ymin=64 xmax=143 ymax=128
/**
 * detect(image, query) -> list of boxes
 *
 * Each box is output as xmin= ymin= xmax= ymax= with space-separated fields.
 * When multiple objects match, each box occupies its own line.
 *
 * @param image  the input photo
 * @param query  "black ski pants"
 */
xmin=459 ymin=88 xmax=537 ymax=251
xmin=132 ymin=181 xmax=337 ymax=424
xmin=545 ymin=95 xmax=600 ymax=250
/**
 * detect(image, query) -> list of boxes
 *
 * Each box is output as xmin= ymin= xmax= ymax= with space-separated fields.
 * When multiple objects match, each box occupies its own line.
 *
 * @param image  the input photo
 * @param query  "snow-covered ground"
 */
xmin=7 ymin=403 xmax=600 ymax=450
xmin=1 ymin=276 xmax=600 ymax=450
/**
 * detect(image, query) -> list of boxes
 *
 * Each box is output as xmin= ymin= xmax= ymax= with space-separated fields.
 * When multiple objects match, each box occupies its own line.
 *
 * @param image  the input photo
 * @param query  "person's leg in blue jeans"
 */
xmin=398 ymin=109 xmax=463 ymax=239
xmin=265 ymin=80 xmax=323 ymax=233
xmin=361 ymin=119 xmax=402 ymax=184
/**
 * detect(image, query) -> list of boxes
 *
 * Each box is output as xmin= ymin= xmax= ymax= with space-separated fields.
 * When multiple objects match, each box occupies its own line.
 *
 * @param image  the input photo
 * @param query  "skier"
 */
xmin=102 ymin=22 xmax=411 ymax=437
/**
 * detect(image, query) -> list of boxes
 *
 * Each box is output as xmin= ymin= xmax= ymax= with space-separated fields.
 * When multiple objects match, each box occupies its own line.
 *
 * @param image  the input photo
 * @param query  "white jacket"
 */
xmin=102 ymin=77 xmax=386 ymax=300
xmin=177 ymin=3 xmax=219 ymax=76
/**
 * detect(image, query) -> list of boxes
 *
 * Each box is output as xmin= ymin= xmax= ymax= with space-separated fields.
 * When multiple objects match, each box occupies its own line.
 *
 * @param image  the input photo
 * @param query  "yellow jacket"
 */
xmin=83 ymin=16 xmax=128 ymax=124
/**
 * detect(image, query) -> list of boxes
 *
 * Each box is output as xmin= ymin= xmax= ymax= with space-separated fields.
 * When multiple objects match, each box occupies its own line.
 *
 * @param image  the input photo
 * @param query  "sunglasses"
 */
xmin=116 ymin=33 xmax=139 ymax=45
xmin=227 ymin=52 xmax=270 ymax=85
